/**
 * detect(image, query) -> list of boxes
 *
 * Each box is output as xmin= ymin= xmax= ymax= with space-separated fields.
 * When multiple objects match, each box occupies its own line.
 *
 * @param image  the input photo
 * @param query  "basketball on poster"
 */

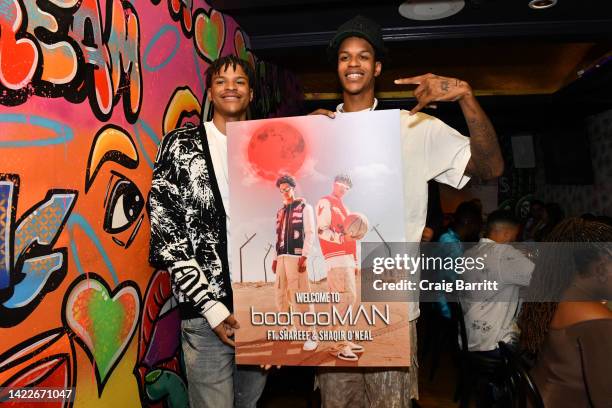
xmin=227 ymin=110 xmax=411 ymax=366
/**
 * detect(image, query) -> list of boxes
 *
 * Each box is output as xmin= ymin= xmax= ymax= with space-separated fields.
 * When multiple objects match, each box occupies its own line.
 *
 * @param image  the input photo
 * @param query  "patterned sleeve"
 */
xmin=148 ymin=131 xmax=194 ymax=267
xmin=169 ymin=260 xmax=229 ymax=328
xmin=148 ymin=131 xmax=229 ymax=327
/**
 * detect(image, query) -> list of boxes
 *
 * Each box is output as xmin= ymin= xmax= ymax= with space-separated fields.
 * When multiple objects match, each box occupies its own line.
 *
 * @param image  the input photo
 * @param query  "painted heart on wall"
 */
xmin=234 ymin=28 xmax=255 ymax=68
xmin=194 ymin=8 xmax=226 ymax=63
xmin=63 ymin=273 xmax=140 ymax=393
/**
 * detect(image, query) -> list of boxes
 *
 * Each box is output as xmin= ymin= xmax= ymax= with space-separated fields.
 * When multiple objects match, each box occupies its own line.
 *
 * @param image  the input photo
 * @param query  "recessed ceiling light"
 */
xmin=398 ymin=0 xmax=465 ymax=21
xmin=528 ymin=0 xmax=557 ymax=10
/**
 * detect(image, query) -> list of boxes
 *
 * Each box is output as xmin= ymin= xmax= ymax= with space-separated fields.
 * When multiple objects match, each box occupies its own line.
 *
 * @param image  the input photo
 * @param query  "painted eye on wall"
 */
xmin=104 ymin=172 xmax=144 ymax=235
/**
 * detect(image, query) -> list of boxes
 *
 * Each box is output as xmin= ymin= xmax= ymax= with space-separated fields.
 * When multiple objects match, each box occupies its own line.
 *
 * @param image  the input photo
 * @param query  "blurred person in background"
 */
xmin=519 ymin=218 xmax=612 ymax=407
xmin=533 ymin=202 xmax=564 ymax=242
xmin=460 ymin=210 xmax=534 ymax=406
xmin=522 ymin=200 xmax=545 ymax=241
xmin=434 ymin=201 xmax=483 ymax=318
xmin=461 ymin=210 xmax=534 ymax=353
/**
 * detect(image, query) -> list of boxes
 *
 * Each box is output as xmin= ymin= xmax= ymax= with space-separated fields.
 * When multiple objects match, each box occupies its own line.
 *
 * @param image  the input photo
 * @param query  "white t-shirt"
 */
xmin=204 ymin=121 xmax=232 ymax=273
xmin=460 ymin=238 xmax=535 ymax=351
xmin=336 ymin=101 xmax=472 ymax=320
xmin=399 ymin=110 xmax=472 ymax=319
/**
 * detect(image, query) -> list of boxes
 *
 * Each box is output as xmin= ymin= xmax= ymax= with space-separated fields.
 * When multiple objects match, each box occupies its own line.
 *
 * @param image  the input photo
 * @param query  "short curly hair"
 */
xmin=205 ymin=54 xmax=255 ymax=89
xmin=334 ymin=173 xmax=352 ymax=188
xmin=276 ymin=174 xmax=296 ymax=188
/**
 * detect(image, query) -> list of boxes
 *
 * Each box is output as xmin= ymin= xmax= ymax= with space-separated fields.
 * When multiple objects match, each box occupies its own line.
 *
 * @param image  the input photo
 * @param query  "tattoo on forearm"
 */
xmin=441 ymin=81 xmax=449 ymax=92
xmin=466 ymin=113 xmax=503 ymax=180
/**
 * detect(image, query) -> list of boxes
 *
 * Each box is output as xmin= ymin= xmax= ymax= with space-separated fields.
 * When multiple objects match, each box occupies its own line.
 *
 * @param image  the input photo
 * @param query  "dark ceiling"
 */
xmin=210 ymin=0 xmax=612 ymax=104
xmin=210 ymin=0 xmax=612 ymax=46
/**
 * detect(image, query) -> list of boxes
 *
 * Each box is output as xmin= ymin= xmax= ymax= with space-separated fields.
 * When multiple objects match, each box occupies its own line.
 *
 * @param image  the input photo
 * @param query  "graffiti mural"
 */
xmin=0 ymin=0 xmax=142 ymax=122
xmin=0 ymin=0 xmax=254 ymax=406
xmin=0 ymin=173 xmax=77 ymax=327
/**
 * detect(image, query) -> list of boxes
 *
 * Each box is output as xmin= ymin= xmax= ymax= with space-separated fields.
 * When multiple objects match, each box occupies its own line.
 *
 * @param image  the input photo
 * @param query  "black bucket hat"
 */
xmin=327 ymin=15 xmax=387 ymax=62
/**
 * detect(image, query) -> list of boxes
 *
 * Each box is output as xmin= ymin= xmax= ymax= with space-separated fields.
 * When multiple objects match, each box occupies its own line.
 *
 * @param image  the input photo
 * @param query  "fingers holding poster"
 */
xmin=227 ymin=110 xmax=410 ymax=367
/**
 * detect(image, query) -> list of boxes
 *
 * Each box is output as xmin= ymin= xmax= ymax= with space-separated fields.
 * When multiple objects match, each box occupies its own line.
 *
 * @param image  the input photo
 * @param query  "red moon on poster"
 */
xmin=247 ymin=122 xmax=307 ymax=181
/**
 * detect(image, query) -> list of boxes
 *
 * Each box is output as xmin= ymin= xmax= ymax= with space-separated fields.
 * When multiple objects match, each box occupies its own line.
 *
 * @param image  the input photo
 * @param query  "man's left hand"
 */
xmin=298 ymin=256 xmax=307 ymax=273
xmin=394 ymin=73 xmax=472 ymax=115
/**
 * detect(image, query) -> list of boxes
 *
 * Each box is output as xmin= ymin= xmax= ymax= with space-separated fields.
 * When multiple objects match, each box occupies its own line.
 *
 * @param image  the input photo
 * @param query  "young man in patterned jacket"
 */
xmin=148 ymin=55 xmax=267 ymax=408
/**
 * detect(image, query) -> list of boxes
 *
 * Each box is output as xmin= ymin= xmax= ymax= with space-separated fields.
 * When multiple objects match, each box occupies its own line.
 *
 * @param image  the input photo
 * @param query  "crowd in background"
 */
xmin=420 ymin=186 xmax=612 ymax=407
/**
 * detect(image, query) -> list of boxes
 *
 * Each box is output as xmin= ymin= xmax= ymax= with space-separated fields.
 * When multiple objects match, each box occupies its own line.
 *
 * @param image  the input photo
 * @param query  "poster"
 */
xmin=227 ymin=110 xmax=410 ymax=366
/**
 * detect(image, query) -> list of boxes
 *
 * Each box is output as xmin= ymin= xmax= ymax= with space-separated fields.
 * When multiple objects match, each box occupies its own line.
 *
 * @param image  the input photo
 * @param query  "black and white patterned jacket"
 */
xmin=148 ymin=125 xmax=232 ymax=326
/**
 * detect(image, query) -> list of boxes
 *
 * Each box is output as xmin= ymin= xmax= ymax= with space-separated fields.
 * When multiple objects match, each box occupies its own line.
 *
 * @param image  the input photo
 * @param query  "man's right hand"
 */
xmin=308 ymin=109 xmax=335 ymax=119
xmin=272 ymin=260 xmax=277 ymax=273
xmin=212 ymin=314 xmax=240 ymax=347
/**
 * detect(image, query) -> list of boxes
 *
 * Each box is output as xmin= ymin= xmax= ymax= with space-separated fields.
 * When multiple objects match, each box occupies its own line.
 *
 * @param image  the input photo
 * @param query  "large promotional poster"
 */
xmin=227 ymin=110 xmax=411 ymax=366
